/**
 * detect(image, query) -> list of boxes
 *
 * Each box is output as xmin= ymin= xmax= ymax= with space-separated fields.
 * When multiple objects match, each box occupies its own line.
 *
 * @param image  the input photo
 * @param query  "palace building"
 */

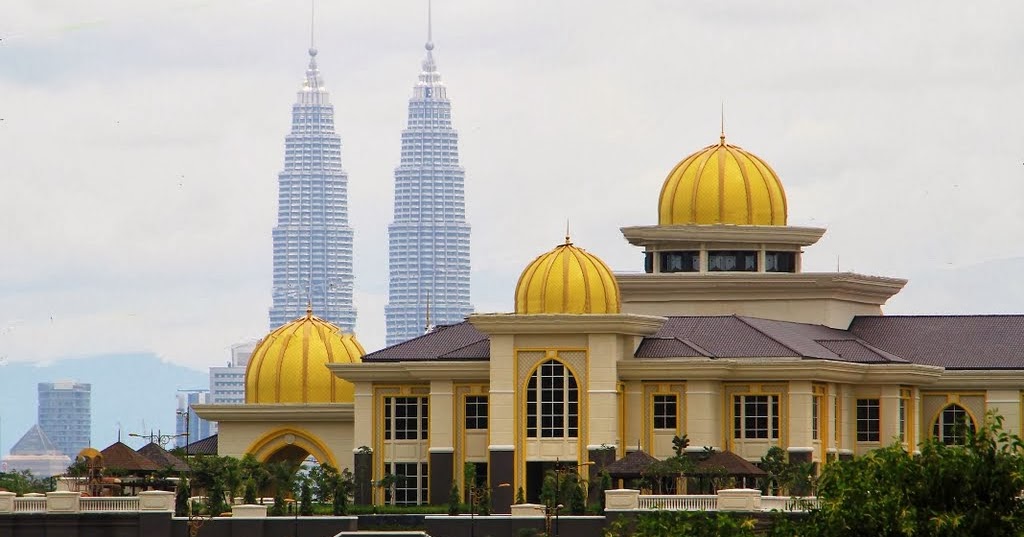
xmin=194 ymin=131 xmax=1024 ymax=512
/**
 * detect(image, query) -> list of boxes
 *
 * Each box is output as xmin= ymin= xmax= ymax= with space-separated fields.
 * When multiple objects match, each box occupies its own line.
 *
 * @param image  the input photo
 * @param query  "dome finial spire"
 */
xmin=720 ymin=101 xmax=726 ymax=145
xmin=565 ymin=218 xmax=572 ymax=245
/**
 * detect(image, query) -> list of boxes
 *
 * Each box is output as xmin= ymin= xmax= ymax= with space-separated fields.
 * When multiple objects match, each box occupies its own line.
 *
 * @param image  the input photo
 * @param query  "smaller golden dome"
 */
xmin=515 ymin=236 xmax=621 ymax=314
xmin=245 ymin=308 xmax=364 ymax=404
xmin=659 ymin=134 xmax=787 ymax=226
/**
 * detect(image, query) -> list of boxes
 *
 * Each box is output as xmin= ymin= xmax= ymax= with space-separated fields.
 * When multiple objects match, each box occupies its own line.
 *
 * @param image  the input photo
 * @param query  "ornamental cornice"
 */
xmin=328 ymin=361 xmax=490 ymax=382
xmin=616 ymin=358 xmax=943 ymax=384
xmin=468 ymin=313 xmax=666 ymax=336
xmin=617 ymin=272 xmax=907 ymax=305
xmin=191 ymin=403 xmax=353 ymax=422
xmin=620 ymin=224 xmax=827 ymax=248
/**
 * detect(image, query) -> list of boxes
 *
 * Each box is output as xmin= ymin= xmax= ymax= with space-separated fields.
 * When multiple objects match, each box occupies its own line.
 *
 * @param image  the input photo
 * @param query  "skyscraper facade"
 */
xmin=175 ymin=390 xmax=213 ymax=448
xmin=269 ymin=47 xmax=356 ymax=331
xmin=37 ymin=381 xmax=90 ymax=458
xmin=385 ymin=32 xmax=471 ymax=345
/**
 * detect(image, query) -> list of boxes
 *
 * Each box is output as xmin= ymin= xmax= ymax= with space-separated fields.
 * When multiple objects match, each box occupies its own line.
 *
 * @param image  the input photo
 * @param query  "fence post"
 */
xmin=46 ymin=491 xmax=81 ymax=513
xmin=716 ymin=488 xmax=762 ymax=512
xmin=604 ymin=489 xmax=640 ymax=511
xmin=0 ymin=492 xmax=15 ymax=514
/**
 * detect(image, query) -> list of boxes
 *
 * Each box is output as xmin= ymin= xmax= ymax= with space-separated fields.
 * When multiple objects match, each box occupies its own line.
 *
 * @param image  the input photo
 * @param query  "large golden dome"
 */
xmin=244 ymin=308 xmax=364 ymax=404
xmin=658 ymin=134 xmax=787 ymax=226
xmin=515 ymin=236 xmax=621 ymax=314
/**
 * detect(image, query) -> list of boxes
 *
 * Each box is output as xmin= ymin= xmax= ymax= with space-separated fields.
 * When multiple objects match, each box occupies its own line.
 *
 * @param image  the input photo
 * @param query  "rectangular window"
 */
xmin=708 ymin=251 xmax=758 ymax=272
xmin=465 ymin=396 xmax=488 ymax=430
xmin=385 ymin=461 xmax=429 ymax=506
xmin=653 ymin=395 xmax=678 ymax=430
xmin=765 ymin=251 xmax=797 ymax=273
xmin=856 ymin=399 xmax=880 ymax=442
xmin=812 ymin=395 xmax=819 ymax=441
xmin=660 ymin=251 xmax=700 ymax=273
xmin=384 ymin=396 xmax=428 ymax=441
xmin=733 ymin=394 xmax=780 ymax=439
xmin=898 ymin=388 xmax=912 ymax=444
xmin=644 ymin=252 xmax=654 ymax=274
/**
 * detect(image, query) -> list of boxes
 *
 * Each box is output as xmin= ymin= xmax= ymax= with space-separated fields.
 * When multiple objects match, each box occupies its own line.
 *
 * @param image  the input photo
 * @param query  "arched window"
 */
xmin=932 ymin=404 xmax=975 ymax=445
xmin=526 ymin=360 xmax=578 ymax=438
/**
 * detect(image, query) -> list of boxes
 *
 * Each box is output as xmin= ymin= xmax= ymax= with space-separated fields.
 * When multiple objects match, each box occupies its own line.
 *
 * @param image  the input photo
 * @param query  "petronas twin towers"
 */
xmin=269 ymin=21 xmax=471 ymax=346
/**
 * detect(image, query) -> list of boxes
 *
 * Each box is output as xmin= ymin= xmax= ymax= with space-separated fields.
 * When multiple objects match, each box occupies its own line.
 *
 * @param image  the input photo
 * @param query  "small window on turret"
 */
xmin=765 ymin=252 xmax=796 ymax=273
xmin=708 ymin=251 xmax=757 ymax=272
xmin=660 ymin=251 xmax=700 ymax=273
xmin=644 ymin=252 xmax=654 ymax=273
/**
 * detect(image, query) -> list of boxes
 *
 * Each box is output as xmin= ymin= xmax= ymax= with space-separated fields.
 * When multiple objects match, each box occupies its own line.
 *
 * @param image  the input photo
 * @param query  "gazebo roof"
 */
xmin=137 ymin=443 xmax=189 ymax=472
xmin=604 ymin=450 xmax=660 ymax=478
xmin=100 ymin=442 xmax=161 ymax=472
xmin=692 ymin=451 xmax=767 ymax=476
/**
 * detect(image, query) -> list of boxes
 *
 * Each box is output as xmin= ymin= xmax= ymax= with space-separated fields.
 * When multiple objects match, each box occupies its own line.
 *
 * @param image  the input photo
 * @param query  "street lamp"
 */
xmin=552 ymin=459 xmax=595 ymax=537
xmin=469 ymin=482 xmax=509 ymax=537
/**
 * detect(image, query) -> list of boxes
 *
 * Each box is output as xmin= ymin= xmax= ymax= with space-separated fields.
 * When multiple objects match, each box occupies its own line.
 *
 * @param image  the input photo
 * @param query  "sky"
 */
xmin=0 ymin=0 xmax=1022 ymax=373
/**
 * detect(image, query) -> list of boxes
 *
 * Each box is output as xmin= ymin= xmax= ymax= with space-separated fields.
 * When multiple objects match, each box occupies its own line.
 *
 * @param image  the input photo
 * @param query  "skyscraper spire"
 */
xmin=385 ymin=4 xmax=472 ymax=345
xmin=426 ymin=0 xmax=433 ymax=50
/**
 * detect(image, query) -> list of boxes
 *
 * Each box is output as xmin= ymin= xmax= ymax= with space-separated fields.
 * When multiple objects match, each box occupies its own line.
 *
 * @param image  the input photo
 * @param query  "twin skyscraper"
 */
xmin=268 ymin=16 xmax=471 ymax=346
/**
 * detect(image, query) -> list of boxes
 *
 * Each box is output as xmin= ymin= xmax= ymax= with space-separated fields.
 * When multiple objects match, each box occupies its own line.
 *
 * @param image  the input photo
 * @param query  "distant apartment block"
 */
xmin=209 ymin=340 xmax=257 ymax=406
xmin=37 ymin=381 xmax=90 ymax=458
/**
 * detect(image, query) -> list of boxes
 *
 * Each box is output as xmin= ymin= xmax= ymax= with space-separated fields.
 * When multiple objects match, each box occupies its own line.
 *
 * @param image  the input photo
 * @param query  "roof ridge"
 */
xmin=733 ymin=315 xmax=803 ymax=357
xmin=438 ymin=338 xmax=489 ymax=359
xmin=363 ymin=321 xmax=468 ymax=358
xmin=677 ymin=337 xmax=715 ymax=358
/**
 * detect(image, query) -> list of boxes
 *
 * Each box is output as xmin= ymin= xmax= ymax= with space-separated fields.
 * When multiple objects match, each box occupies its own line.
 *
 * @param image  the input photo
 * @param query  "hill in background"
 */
xmin=0 ymin=353 xmax=209 ymax=458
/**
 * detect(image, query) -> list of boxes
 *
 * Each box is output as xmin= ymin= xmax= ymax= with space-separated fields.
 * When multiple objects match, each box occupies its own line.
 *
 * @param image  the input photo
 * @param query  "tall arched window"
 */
xmin=526 ymin=360 xmax=578 ymax=438
xmin=932 ymin=404 xmax=975 ymax=445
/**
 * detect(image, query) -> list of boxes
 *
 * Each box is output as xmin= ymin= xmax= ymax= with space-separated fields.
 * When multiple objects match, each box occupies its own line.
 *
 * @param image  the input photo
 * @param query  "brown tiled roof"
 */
xmin=851 ymin=315 xmax=1024 ymax=369
xmin=604 ymin=450 xmax=660 ymax=478
xmin=356 ymin=314 xmax=1024 ymax=370
xmin=692 ymin=451 xmax=766 ymax=476
xmin=363 ymin=322 xmax=487 ymax=362
xmin=100 ymin=442 xmax=161 ymax=472
xmin=182 ymin=434 xmax=218 ymax=456
xmin=137 ymin=443 xmax=189 ymax=472
xmin=635 ymin=316 xmax=906 ymax=364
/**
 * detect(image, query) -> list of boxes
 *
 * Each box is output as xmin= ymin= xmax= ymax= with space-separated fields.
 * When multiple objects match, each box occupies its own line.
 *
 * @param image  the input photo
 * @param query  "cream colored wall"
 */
xmin=685 ymin=380 xmax=722 ymax=451
xmin=217 ymin=420 xmax=354 ymax=472
xmin=353 ymin=381 xmax=373 ymax=452
xmin=488 ymin=334 xmax=516 ymax=449
xmin=622 ymin=298 xmax=882 ymax=330
xmin=429 ymin=379 xmax=454 ymax=450
xmin=587 ymin=333 xmax=621 ymax=448
xmin=987 ymin=390 xmax=1022 ymax=436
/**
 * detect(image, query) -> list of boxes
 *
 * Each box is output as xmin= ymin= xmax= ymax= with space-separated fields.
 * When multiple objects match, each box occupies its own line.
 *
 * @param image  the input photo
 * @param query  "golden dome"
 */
xmin=658 ymin=134 xmax=787 ymax=226
xmin=515 ymin=236 xmax=621 ymax=314
xmin=244 ymin=308 xmax=364 ymax=404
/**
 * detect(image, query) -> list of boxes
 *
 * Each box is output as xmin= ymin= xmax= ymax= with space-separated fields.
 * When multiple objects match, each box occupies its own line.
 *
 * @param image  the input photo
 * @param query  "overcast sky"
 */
xmin=1 ymin=0 xmax=1022 ymax=372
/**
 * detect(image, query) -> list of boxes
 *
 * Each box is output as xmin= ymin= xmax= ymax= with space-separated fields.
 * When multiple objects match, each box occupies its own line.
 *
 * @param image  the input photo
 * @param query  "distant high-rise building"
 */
xmin=209 ymin=340 xmax=257 ymax=406
xmin=268 ymin=45 xmax=356 ymax=331
xmin=385 ymin=19 xmax=472 ymax=345
xmin=1 ymin=424 xmax=70 ymax=477
xmin=37 ymin=381 xmax=90 ymax=458
xmin=175 ymin=390 xmax=213 ymax=448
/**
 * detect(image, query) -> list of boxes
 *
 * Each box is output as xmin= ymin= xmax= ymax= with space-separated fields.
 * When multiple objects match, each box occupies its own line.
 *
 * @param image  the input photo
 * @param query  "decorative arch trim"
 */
xmin=245 ymin=426 xmax=338 ymax=468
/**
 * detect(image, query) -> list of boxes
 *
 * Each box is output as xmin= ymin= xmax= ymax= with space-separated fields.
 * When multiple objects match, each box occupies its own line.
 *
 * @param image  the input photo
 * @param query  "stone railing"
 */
xmin=638 ymin=494 xmax=718 ymax=511
xmin=606 ymin=488 xmax=818 ymax=512
xmin=0 ymin=491 xmax=174 ymax=514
